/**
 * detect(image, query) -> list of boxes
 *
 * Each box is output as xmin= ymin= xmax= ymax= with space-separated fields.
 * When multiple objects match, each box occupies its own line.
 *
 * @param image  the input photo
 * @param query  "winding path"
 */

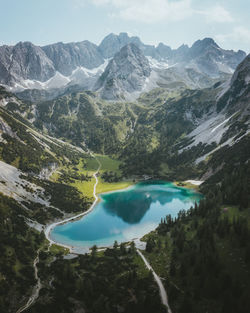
xmin=137 ymin=249 xmax=172 ymax=313
xmin=44 ymin=153 xmax=101 ymax=250
xmin=16 ymin=154 xmax=101 ymax=313
xmin=16 ymin=249 xmax=42 ymax=313
xmin=17 ymin=153 xmax=170 ymax=312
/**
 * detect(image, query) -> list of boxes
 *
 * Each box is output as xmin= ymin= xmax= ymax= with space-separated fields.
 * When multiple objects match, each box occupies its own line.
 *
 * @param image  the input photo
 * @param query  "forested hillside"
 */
xmin=0 ymin=50 xmax=249 ymax=313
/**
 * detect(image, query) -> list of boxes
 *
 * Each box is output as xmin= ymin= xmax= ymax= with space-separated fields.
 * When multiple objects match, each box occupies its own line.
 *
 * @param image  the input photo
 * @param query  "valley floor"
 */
xmin=16 ymin=153 xmax=172 ymax=313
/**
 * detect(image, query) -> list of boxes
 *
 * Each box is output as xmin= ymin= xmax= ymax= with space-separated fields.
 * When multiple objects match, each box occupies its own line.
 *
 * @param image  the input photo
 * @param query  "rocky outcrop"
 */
xmin=95 ymin=43 xmax=151 ymax=100
xmin=0 ymin=33 xmax=247 ymax=98
xmin=0 ymin=42 xmax=55 ymax=85
xmin=184 ymin=38 xmax=246 ymax=77
xmin=42 ymin=41 xmax=104 ymax=75
xmin=217 ymin=54 xmax=250 ymax=114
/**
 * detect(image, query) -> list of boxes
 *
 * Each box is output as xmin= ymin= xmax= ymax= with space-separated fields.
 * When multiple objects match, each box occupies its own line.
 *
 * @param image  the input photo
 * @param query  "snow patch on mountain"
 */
xmin=195 ymin=137 xmax=233 ymax=164
xmin=6 ymin=60 xmax=109 ymax=92
xmin=182 ymin=112 xmax=235 ymax=150
xmin=146 ymin=56 xmax=169 ymax=70
xmin=216 ymin=79 xmax=231 ymax=100
xmin=73 ymin=59 xmax=109 ymax=76
xmin=211 ymin=115 xmax=232 ymax=133
xmin=195 ymin=128 xmax=250 ymax=164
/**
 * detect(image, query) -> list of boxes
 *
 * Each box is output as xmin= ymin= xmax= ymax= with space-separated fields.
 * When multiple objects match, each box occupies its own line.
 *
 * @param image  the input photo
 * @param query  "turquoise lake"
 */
xmin=51 ymin=181 xmax=202 ymax=249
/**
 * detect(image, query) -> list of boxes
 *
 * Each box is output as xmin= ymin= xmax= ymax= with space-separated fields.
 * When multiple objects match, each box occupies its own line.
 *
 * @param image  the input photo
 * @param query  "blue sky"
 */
xmin=0 ymin=0 xmax=249 ymax=52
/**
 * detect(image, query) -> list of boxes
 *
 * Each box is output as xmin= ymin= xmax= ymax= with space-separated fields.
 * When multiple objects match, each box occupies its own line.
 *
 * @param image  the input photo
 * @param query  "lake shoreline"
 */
xmin=45 ymin=182 xmax=138 ymax=254
xmin=47 ymin=179 xmax=202 ymax=253
xmin=44 ymin=177 xmax=139 ymax=253
xmin=44 ymin=156 xmax=101 ymax=253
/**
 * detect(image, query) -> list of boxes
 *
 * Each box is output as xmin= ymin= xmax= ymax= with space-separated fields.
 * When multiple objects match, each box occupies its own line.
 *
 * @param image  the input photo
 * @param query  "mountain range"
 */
xmin=0 ymin=32 xmax=246 ymax=100
xmin=0 ymin=30 xmax=250 ymax=313
xmin=1 ymin=51 xmax=249 ymax=178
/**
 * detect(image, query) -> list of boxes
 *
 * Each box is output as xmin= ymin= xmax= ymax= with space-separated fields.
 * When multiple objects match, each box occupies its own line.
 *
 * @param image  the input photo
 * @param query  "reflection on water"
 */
xmin=51 ymin=181 xmax=202 ymax=248
xmin=102 ymin=191 xmax=152 ymax=224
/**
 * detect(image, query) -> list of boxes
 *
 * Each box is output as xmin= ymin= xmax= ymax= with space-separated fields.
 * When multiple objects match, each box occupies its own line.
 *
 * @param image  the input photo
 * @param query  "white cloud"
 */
xmin=116 ymin=0 xmax=193 ymax=23
xmin=74 ymin=1 xmax=233 ymax=25
xmin=216 ymin=26 xmax=250 ymax=46
xmin=76 ymin=0 xmax=193 ymax=23
xmin=196 ymin=4 xmax=233 ymax=23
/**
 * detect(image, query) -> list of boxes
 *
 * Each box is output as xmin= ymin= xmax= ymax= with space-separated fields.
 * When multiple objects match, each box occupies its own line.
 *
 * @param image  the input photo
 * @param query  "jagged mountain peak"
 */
xmin=15 ymin=41 xmax=34 ymax=47
xmin=185 ymin=38 xmax=246 ymax=77
xmin=95 ymin=43 xmax=151 ymax=100
xmin=157 ymin=42 xmax=171 ymax=50
xmin=117 ymin=32 xmax=130 ymax=40
xmin=0 ymin=41 xmax=55 ymax=84
xmin=13 ymin=40 xmax=44 ymax=53
xmin=41 ymin=40 xmax=104 ymax=76
xmin=0 ymin=33 xmax=247 ymax=98
xmin=98 ymin=32 xmax=144 ymax=59
xmin=191 ymin=37 xmax=219 ymax=49
xmin=118 ymin=42 xmax=143 ymax=57
xmin=189 ymin=38 xmax=220 ymax=60
xmin=99 ymin=32 xmax=130 ymax=58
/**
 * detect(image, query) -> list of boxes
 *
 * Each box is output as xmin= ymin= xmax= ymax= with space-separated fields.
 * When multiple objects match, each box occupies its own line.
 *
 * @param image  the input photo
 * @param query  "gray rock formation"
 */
xmin=230 ymin=53 xmax=250 ymax=87
xmin=42 ymin=41 xmax=104 ymax=76
xmin=95 ymin=43 xmax=151 ymax=100
xmin=217 ymin=53 xmax=250 ymax=114
xmin=99 ymin=32 xmax=161 ymax=60
xmin=0 ymin=33 xmax=247 ymax=99
xmin=156 ymin=43 xmax=173 ymax=60
xmin=0 ymin=42 xmax=55 ymax=85
xmin=184 ymin=38 xmax=246 ymax=77
xmin=98 ymin=32 xmax=132 ymax=59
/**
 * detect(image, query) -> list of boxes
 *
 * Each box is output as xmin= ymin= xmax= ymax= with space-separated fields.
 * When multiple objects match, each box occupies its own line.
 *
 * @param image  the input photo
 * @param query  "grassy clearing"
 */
xmin=72 ymin=178 xmax=96 ymax=199
xmin=95 ymin=154 xmax=134 ymax=194
xmin=50 ymin=153 xmax=135 ymax=200
xmin=83 ymin=156 xmax=99 ymax=173
xmin=73 ymin=154 xmax=131 ymax=198
xmin=94 ymin=155 xmax=134 ymax=194
xmin=96 ymin=154 xmax=122 ymax=174
xmin=96 ymin=179 xmax=133 ymax=194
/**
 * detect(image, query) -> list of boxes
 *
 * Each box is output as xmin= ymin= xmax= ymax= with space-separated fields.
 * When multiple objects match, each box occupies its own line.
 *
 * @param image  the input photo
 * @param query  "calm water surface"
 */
xmin=51 ymin=181 xmax=202 ymax=248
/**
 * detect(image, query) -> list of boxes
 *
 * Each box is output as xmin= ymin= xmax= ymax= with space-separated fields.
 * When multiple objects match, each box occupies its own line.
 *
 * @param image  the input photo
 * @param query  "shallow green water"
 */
xmin=51 ymin=181 xmax=202 ymax=248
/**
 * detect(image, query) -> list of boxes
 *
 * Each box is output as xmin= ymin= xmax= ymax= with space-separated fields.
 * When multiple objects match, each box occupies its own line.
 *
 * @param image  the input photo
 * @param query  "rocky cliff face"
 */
xmin=184 ymin=38 xmax=246 ymax=77
xmin=42 ymin=41 xmax=104 ymax=75
xmin=0 ymin=42 xmax=55 ymax=85
xmin=99 ymin=32 xmax=168 ymax=60
xmin=230 ymin=53 xmax=250 ymax=87
xmin=98 ymin=32 xmax=133 ymax=59
xmin=0 ymin=33 xmax=247 ymax=99
xmin=95 ymin=43 xmax=151 ymax=100
xmin=217 ymin=53 xmax=250 ymax=114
